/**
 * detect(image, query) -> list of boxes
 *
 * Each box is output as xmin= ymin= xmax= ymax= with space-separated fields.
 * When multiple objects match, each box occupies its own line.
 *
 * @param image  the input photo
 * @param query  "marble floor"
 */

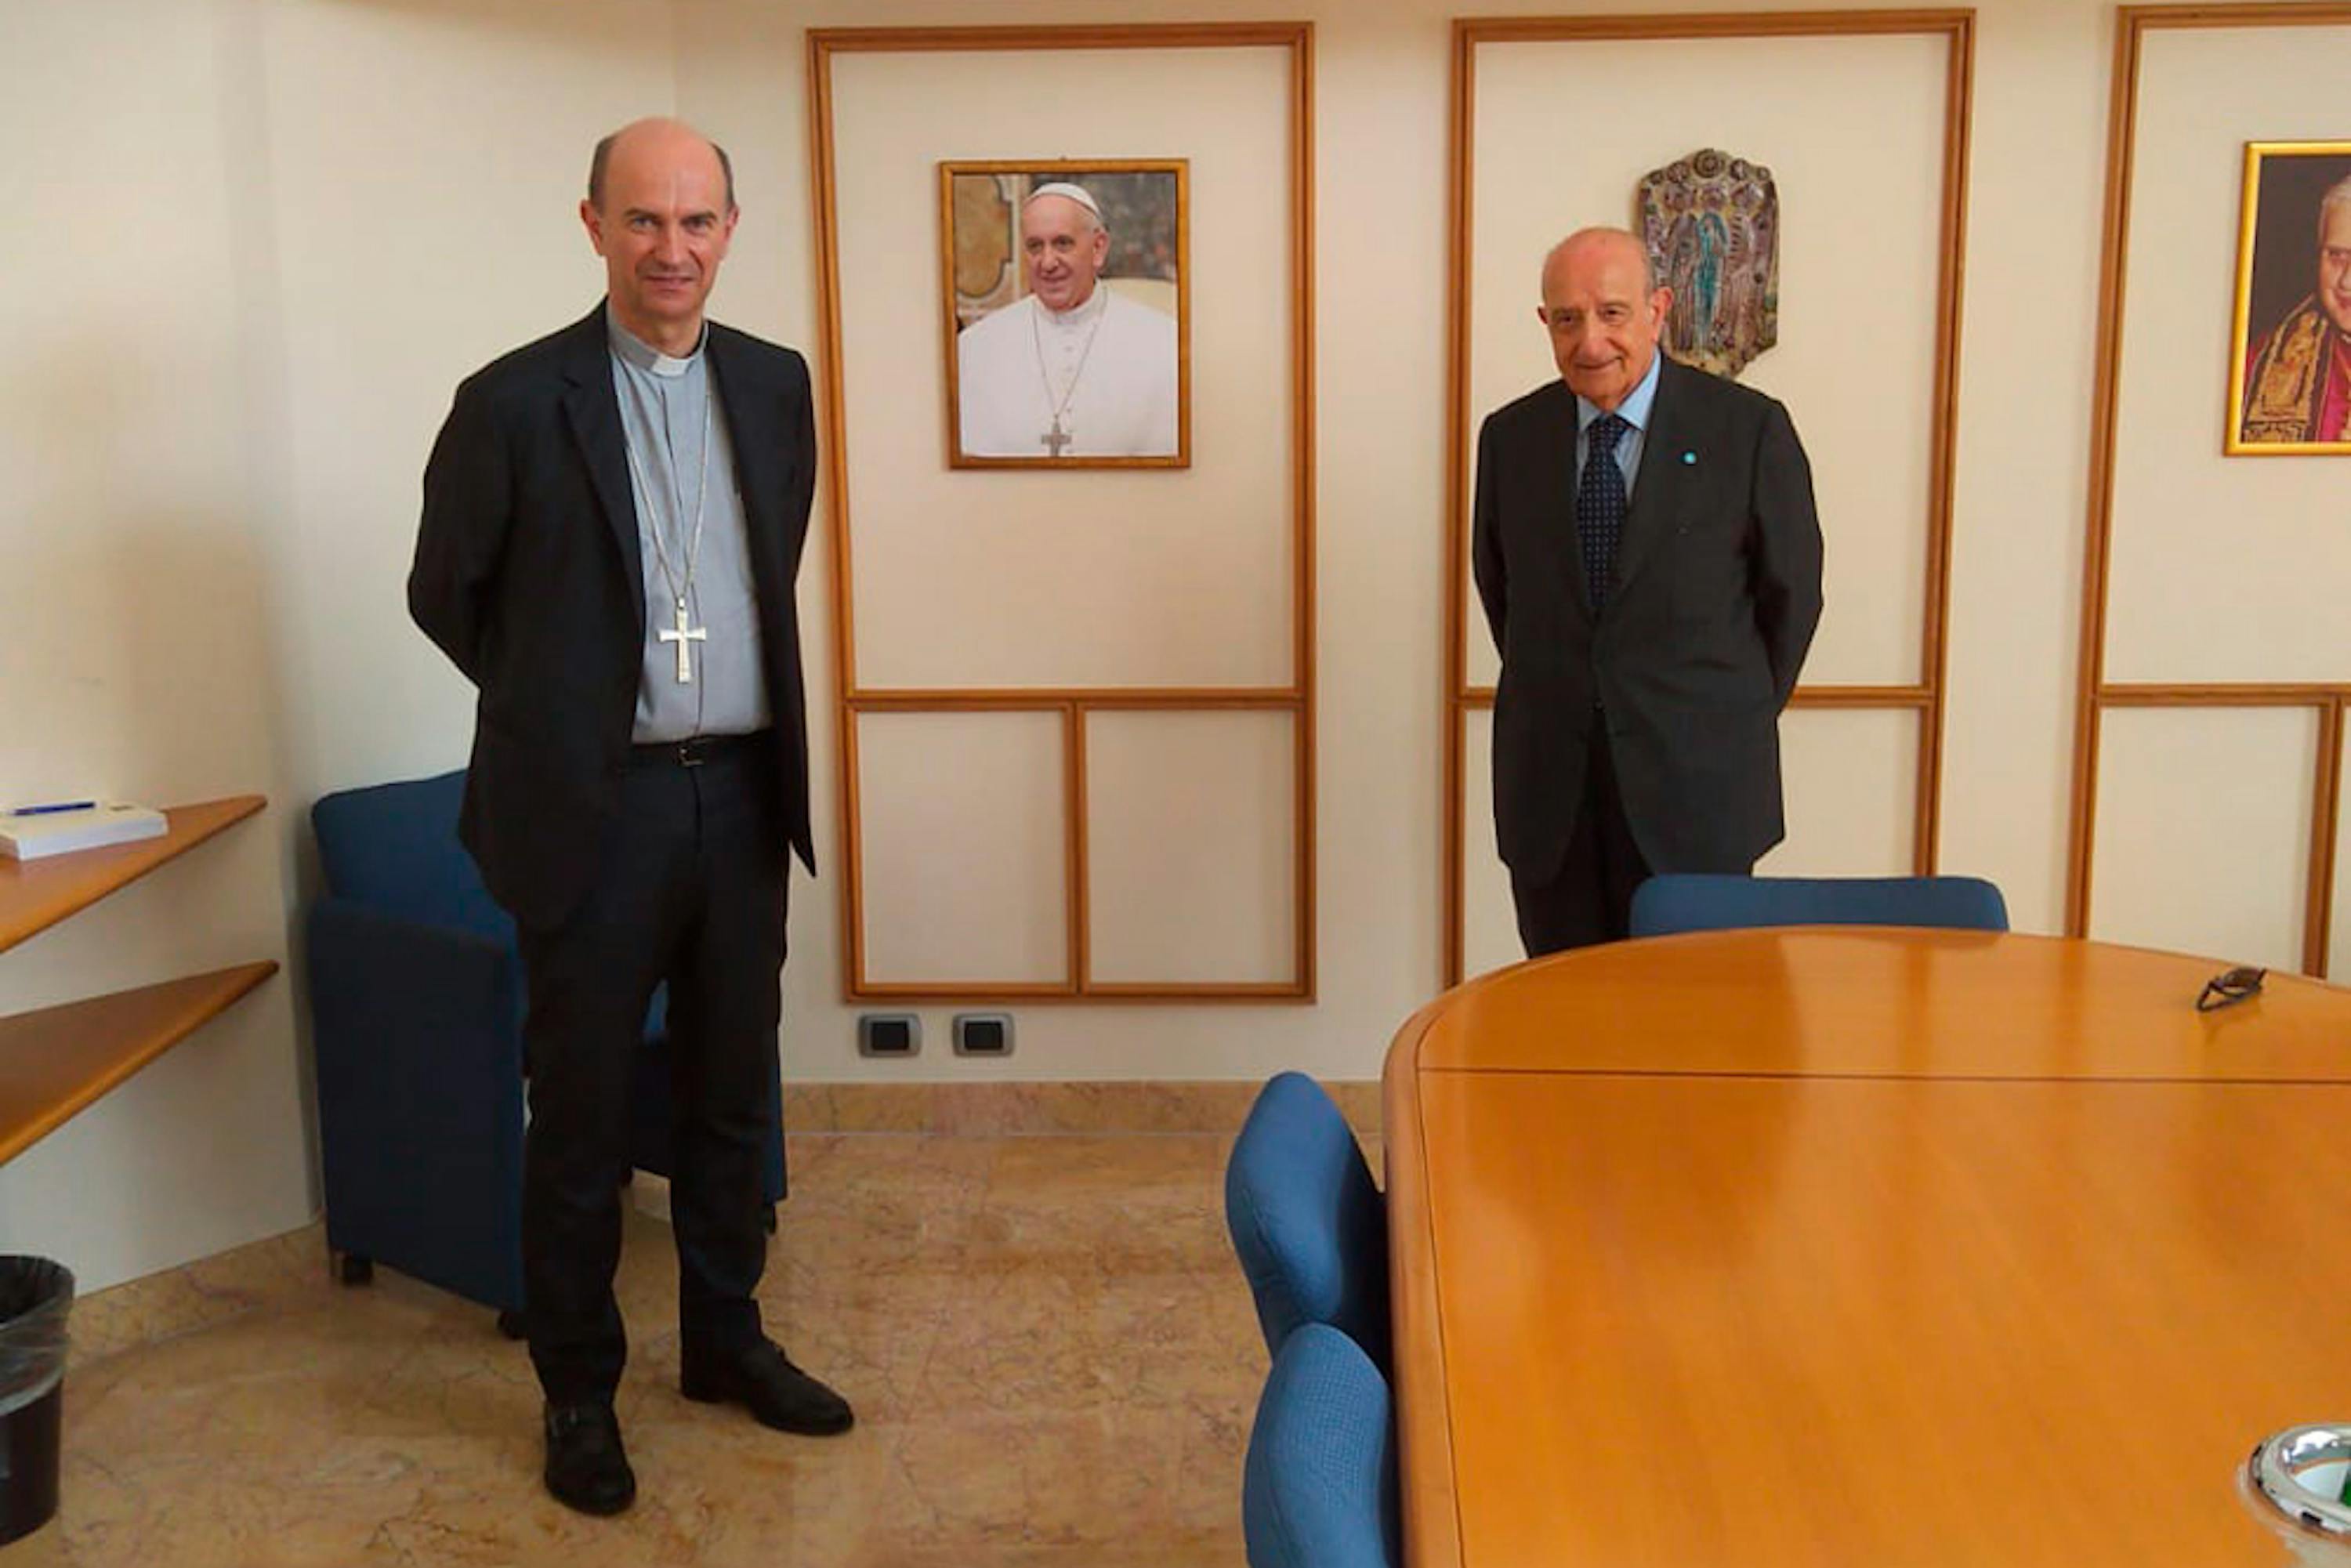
xmin=20 ymin=1132 xmax=1293 ymax=1566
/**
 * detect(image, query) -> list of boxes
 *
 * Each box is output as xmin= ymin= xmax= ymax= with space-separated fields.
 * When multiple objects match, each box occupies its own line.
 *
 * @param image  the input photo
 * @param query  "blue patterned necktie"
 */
xmin=1578 ymin=412 xmax=1630 ymax=612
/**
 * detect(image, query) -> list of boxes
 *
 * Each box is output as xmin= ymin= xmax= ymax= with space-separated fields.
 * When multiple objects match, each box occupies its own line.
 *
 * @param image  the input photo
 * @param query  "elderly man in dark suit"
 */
xmin=409 ymin=117 xmax=848 ymax=1517
xmin=1473 ymin=226 xmax=1824 ymax=956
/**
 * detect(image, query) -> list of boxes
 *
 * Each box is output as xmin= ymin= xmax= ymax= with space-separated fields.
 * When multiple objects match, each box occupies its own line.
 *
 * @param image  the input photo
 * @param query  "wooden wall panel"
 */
xmin=1085 ymin=709 xmax=1300 ymax=987
xmin=1441 ymin=12 xmax=1974 ymax=984
xmin=855 ymin=710 xmax=1070 ymax=989
xmin=2089 ymin=705 xmax=2320 ymax=973
xmin=812 ymin=24 xmax=1317 ymax=1001
xmin=2066 ymin=5 xmax=2351 ymax=976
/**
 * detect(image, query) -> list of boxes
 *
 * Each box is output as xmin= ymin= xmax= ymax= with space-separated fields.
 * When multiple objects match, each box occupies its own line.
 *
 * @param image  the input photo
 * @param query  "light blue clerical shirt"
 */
xmin=607 ymin=306 xmax=770 ymax=743
xmin=1573 ymin=349 xmax=1662 ymax=503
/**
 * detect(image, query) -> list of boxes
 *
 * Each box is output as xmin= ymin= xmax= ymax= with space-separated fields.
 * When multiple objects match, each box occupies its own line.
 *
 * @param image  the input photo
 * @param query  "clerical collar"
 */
xmin=1037 ymin=287 xmax=1109 ymax=329
xmin=607 ymin=306 xmax=707 ymax=378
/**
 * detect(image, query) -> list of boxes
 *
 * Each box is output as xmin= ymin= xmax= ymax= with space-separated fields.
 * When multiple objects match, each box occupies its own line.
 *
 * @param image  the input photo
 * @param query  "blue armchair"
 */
xmin=1242 ymin=1322 xmax=1402 ymax=1568
xmin=306 ymin=770 xmax=784 ymax=1326
xmin=1628 ymin=873 xmax=2009 ymax=938
xmin=1224 ymin=1072 xmax=1390 ymax=1373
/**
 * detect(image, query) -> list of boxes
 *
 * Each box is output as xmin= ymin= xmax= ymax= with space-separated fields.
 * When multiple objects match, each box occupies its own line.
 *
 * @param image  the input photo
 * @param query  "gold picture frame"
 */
xmin=938 ymin=158 xmax=1191 ymax=470
xmin=2225 ymin=139 xmax=2351 ymax=456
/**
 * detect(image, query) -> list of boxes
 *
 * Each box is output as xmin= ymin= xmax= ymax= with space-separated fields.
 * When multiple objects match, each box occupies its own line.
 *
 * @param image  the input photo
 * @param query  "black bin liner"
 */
xmin=0 ymin=1256 xmax=74 ymax=1546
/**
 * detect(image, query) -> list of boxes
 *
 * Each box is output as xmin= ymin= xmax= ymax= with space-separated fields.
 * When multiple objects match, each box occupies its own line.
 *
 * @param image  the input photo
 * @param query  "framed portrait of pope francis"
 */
xmin=940 ymin=160 xmax=1190 ymax=468
xmin=2226 ymin=141 xmax=2351 ymax=455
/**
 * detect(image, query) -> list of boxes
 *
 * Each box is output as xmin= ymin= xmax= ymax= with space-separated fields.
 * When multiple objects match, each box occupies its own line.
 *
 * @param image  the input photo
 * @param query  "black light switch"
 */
xmin=857 ymin=1013 xmax=921 ymax=1057
xmin=952 ymin=1013 xmax=1013 ymax=1056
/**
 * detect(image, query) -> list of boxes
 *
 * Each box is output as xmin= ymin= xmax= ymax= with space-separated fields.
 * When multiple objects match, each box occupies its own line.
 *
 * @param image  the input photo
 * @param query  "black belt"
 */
xmin=627 ymin=730 xmax=769 ymax=770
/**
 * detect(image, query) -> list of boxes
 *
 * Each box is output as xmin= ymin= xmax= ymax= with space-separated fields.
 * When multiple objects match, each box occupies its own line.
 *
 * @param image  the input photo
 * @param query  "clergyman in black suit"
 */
xmin=408 ymin=118 xmax=849 ymax=1517
xmin=1473 ymin=226 xmax=1824 ymax=956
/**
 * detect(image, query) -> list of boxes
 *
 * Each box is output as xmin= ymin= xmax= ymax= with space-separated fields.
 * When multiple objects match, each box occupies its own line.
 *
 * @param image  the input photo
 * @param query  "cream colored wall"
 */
xmin=258 ymin=0 xmax=676 ymax=802
xmin=1936 ymin=2 xmax=2116 ymax=932
xmin=1461 ymin=31 xmax=1951 ymax=693
xmin=681 ymin=1 xmax=1445 ymax=1063
xmin=2108 ymin=26 xmax=2349 ymax=683
xmin=2085 ymin=19 xmax=2351 ymax=972
xmin=0 ymin=0 xmax=676 ymax=1291
xmin=9 ymin=0 xmax=2346 ymax=1285
xmin=687 ymin=0 xmax=2143 ymax=1063
xmin=622 ymin=0 xmax=2339 ymax=1027
xmin=0 ymin=2 xmax=313 ymax=1289
xmin=1450 ymin=25 xmax=1962 ymax=976
xmin=828 ymin=47 xmax=1297 ymax=690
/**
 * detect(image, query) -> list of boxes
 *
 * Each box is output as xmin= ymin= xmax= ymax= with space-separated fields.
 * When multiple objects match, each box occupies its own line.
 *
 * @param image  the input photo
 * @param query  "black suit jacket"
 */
xmin=1471 ymin=358 xmax=1824 ymax=882
xmin=409 ymin=305 xmax=817 ymax=930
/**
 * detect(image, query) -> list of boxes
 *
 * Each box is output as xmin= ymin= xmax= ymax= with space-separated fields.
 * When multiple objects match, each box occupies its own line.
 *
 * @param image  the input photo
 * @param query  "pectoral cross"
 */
xmin=657 ymin=598 xmax=707 ymax=684
xmin=1040 ymin=417 xmax=1073 ymax=458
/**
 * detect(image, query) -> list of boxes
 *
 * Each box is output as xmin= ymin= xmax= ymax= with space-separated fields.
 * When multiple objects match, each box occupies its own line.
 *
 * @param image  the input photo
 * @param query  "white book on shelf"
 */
xmin=0 ymin=802 xmax=168 ymax=861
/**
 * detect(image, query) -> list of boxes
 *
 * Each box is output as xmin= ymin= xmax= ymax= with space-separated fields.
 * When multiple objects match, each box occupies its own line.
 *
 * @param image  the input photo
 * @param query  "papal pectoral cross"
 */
xmin=1040 ymin=417 xmax=1073 ymax=458
xmin=657 ymin=598 xmax=707 ymax=683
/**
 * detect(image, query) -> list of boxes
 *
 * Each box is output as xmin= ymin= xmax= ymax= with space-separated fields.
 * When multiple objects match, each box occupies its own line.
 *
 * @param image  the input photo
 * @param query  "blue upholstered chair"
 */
xmin=1224 ymin=1072 xmax=1390 ymax=1373
xmin=1628 ymin=873 xmax=2010 ymax=939
xmin=306 ymin=770 xmax=784 ymax=1326
xmin=1242 ymin=1322 xmax=1403 ymax=1568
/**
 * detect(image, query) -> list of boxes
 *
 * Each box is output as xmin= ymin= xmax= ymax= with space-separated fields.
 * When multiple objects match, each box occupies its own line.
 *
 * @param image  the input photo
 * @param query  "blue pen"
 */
xmin=7 ymin=801 xmax=97 ymax=817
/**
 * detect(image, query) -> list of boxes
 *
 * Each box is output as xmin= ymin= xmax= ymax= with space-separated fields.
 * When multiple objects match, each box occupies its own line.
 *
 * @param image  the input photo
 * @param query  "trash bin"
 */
xmin=0 ymin=1257 xmax=74 ymax=1547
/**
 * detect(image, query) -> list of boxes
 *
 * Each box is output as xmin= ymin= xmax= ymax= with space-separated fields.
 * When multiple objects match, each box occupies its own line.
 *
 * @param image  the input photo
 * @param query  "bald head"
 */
xmin=1535 ymin=226 xmax=1671 ymax=411
xmin=581 ymin=118 xmax=740 ymax=356
xmin=1541 ymin=227 xmax=1655 ymax=299
xmin=589 ymin=118 xmax=734 ymax=214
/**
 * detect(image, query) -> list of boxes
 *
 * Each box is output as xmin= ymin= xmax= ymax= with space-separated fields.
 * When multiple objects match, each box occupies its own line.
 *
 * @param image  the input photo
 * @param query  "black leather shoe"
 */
xmin=680 ymin=1339 xmax=854 ymax=1435
xmin=543 ymin=1402 xmax=636 ymax=1515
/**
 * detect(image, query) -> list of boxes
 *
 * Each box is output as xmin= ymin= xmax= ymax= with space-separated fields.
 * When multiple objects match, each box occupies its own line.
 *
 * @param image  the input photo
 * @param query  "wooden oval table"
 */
xmin=1383 ymin=929 xmax=2351 ymax=1566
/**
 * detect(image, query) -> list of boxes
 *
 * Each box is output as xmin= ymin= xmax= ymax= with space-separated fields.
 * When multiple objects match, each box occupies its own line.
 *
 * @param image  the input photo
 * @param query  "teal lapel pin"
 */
xmin=1680 ymin=450 xmax=1697 ymax=465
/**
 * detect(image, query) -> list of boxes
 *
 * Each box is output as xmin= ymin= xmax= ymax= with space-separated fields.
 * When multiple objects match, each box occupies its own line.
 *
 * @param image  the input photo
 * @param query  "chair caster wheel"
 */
xmin=496 ymin=1310 xmax=527 ymax=1341
xmin=337 ymin=1253 xmax=374 ymax=1286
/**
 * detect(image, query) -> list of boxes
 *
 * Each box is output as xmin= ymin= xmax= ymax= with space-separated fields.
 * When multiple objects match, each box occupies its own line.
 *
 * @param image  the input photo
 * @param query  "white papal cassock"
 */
xmin=955 ymin=287 xmax=1179 ymax=458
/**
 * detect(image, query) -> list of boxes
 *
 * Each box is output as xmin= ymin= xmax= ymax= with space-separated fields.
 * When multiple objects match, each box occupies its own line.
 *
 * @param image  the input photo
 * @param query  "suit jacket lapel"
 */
xmin=559 ymin=306 xmax=646 ymax=632
xmin=1611 ymin=358 xmax=1695 ymax=601
xmin=705 ymin=329 xmax=790 ymax=613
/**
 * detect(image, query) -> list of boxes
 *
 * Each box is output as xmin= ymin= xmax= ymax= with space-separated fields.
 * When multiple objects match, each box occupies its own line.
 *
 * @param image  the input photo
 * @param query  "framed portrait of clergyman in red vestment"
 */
xmin=939 ymin=160 xmax=1190 ymax=469
xmin=2226 ymin=141 xmax=2351 ymax=456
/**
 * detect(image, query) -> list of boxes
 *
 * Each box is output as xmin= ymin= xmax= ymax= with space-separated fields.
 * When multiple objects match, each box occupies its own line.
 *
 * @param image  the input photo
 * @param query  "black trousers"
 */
xmin=516 ymin=737 xmax=785 ymax=1406
xmin=1509 ymin=722 xmax=1652 ymax=958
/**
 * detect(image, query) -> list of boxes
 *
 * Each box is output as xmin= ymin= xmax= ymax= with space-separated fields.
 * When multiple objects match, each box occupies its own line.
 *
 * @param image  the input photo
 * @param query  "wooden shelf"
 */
xmin=0 ymin=795 xmax=276 ymax=1165
xmin=0 ymin=796 xmax=266 ymax=956
xmin=0 ymin=962 xmax=279 ymax=1164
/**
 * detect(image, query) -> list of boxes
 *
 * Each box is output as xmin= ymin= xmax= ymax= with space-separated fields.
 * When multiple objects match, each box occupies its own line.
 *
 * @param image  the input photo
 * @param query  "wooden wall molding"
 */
xmin=1440 ymin=9 xmax=1976 ymax=987
xmin=2066 ymin=3 xmax=2351 ymax=978
xmin=809 ymin=24 xmax=1316 ymax=1002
